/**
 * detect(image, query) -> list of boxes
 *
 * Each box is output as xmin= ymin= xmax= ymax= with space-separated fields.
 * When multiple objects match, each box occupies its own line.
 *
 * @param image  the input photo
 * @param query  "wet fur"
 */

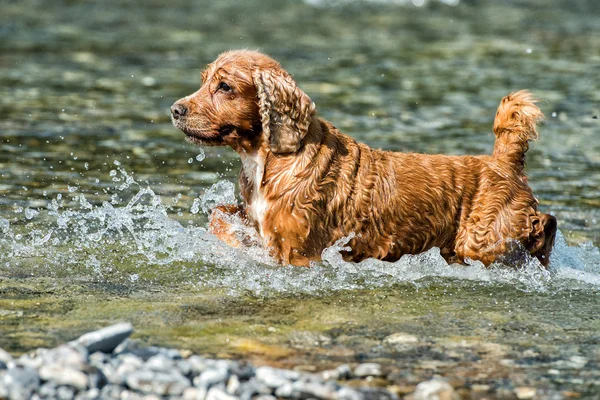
xmin=172 ymin=50 xmax=557 ymax=267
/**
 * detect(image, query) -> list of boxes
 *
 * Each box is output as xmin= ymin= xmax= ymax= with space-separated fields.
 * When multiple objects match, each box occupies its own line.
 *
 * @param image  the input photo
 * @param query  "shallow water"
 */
xmin=1 ymin=0 xmax=600 ymax=397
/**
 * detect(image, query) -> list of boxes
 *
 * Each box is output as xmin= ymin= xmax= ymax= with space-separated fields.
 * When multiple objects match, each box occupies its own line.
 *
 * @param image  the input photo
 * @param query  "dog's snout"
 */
xmin=171 ymin=103 xmax=188 ymax=119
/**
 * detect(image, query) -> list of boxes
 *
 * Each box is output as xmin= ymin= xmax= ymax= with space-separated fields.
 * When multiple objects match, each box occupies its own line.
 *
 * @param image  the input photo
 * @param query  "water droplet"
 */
xmin=196 ymin=149 xmax=206 ymax=162
xmin=188 ymin=158 xmax=193 ymax=164
xmin=24 ymin=208 xmax=39 ymax=220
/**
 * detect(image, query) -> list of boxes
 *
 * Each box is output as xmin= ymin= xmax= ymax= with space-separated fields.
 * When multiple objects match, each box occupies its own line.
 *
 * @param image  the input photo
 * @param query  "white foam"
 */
xmin=0 ymin=171 xmax=598 ymax=295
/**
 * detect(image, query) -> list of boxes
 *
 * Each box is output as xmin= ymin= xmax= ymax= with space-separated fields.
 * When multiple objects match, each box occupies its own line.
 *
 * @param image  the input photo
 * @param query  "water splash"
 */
xmin=0 ymin=168 xmax=598 ymax=295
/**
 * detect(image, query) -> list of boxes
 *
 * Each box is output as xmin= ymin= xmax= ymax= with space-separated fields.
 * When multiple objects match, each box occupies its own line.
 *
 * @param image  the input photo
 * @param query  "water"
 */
xmin=1 ymin=0 xmax=600 ymax=396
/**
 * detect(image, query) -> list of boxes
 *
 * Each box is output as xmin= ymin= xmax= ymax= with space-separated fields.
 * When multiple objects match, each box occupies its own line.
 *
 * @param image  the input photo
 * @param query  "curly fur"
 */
xmin=171 ymin=50 xmax=557 ymax=268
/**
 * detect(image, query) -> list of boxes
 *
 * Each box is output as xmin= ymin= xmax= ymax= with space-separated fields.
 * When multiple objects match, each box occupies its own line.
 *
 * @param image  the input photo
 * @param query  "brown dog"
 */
xmin=171 ymin=50 xmax=557 ymax=267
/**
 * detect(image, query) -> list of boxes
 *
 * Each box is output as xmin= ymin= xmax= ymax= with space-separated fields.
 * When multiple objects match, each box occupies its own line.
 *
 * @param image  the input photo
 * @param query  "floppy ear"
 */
xmin=253 ymin=69 xmax=316 ymax=154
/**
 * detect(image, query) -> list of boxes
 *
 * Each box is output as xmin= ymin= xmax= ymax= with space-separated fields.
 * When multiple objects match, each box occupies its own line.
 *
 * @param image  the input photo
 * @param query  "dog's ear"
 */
xmin=253 ymin=70 xmax=315 ymax=154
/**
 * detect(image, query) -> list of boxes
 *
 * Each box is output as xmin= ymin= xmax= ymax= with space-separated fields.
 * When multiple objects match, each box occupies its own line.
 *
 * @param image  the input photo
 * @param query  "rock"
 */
xmin=292 ymin=380 xmax=339 ymax=400
xmin=237 ymin=377 xmax=272 ymax=399
xmin=514 ymin=387 xmax=537 ymax=399
xmin=226 ymin=374 xmax=241 ymax=395
xmin=43 ymin=345 xmax=88 ymax=370
xmin=337 ymin=386 xmax=366 ymax=400
xmin=75 ymin=387 xmax=101 ymax=400
xmin=2 ymin=366 xmax=41 ymax=400
xmin=253 ymin=396 xmax=277 ymax=400
xmin=206 ymin=386 xmax=239 ymax=400
xmin=187 ymin=355 xmax=210 ymax=375
xmin=39 ymin=364 xmax=88 ymax=390
xmin=107 ymin=353 xmax=144 ymax=385
xmin=413 ymin=379 xmax=459 ymax=400
xmin=0 ymin=348 xmax=13 ymax=367
xmin=354 ymin=363 xmax=383 ymax=378
xmin=183 ymin=387 xmax=206 ymax=400
xmin=125 ymin=368 xmax=191 ymax=396
xmin=74 ymin=322 xmax=133 ymax=354
xmin=256 ymin=366 xmax=300 ymax=388
xmin=321 ymin=364 xmax=352 ymax=381
xmin=145 ymin=354 xmax=176 ymax=371
xmin=382 ymin=333 xmax=419 ymax=345
xmin=56 ymin=385 xmax=76 ymax=400
xmin=194 ymin=367 xmax=230 ymax=388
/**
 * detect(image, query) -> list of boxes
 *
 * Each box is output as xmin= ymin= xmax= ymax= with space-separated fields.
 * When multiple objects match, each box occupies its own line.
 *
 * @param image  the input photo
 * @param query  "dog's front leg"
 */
xmin=208 ymin=204 xmax=258 ymax=248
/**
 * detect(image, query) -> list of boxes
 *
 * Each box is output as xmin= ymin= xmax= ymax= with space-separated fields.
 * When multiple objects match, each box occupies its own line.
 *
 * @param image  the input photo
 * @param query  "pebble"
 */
xmin=125 ymin=368 xmax=191 ymax=396
xmin=2 ymin=366 xmax=41 ymax=400
xmin=413 ymin=378 xmax=459 ymax=400
xmin=354 ymin=363 xmax=383 ymax=378
xmin=74 ymin=322 xmax=133 ymax=353
xmin=38 ymin=364 xmax=88 ymax=389
xmin=0 ymin=322 xmax=455 ymax=400
xmin=514 ymin=386 xmax=537 ymax=399
xmin=382 ymin=332 xmax=419 ymax=345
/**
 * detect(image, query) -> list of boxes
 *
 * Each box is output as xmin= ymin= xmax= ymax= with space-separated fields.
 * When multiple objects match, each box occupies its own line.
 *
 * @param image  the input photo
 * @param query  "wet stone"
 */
xmin=206 ymin=386 xmax=239 ymax=400
xmin=0 ymin=348 xmax=13 ymax=366
xmin=413 ymin=378 xmax=459 ymax=400
xmin=514 ymin=386 xmax=537 ymax=399
xmin=194 ymin=367 xmax=230 ymax=388
xmin=2 ymin=366 xmax=41 ymax=400
xmin=74 ymin=322 xmax=133 ymax=354
xmin=321 ymin=364 xmax=351 ymax=381
xmin=354 ymin=363 xmax=383 ymax=378
xmin=125 ymin=368 xmax=191 ymax=396
xmin=39 ymin=364 xmax=88 ymax=390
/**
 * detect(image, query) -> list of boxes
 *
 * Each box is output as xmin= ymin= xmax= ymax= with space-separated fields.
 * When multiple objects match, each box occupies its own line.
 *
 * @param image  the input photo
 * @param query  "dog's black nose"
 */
xmin=171 ymin=103 xmax=187 ymax=119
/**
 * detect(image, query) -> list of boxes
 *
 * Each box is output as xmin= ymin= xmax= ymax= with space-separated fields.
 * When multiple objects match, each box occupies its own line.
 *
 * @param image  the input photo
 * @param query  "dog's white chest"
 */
xmin=241 ymin=152 xmax=268 ymax=236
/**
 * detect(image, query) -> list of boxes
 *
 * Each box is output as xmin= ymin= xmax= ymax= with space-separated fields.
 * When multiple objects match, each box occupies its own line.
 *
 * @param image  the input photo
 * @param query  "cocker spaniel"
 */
xmin=171 ymin=50 xmax=557 ymax=267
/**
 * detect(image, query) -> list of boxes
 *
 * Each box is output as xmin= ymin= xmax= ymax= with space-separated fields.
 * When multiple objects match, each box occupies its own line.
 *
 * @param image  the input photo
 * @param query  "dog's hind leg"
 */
xmin=529 ymin=213 xmax=557 ymax=267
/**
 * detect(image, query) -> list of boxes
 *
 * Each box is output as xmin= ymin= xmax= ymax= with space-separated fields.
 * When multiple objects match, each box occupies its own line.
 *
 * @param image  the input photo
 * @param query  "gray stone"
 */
xmin=206 ymin=386 xmax=239 ymax=400
xmin=292 ymin=380 xmax=339 ymax=400
xmin=353 ymin=363 xmax=383 ymax=378
xmin=125 ymin=368 xmax=191 ymax=396
xmin=187 ymin=355 xmax=210 ymax=375
xmin=413 ymin=379 xmax=459 ymax=400
xmin=43 ymin=345 xmax=88 ymax=370
xmin=256 ymin=366 xmax=300 ymax=388
xmin=177 ymin=359 xmax=193 ymax=376
xmin=106 ymin=353 xmax=143 ymax=385
xmin=382 ymin=333 xmax=419 ymax=346
xmin=75 ymin=387 xmax=101 ymax=400
xmin=56 ymin=385 xmax=76 ymax=400
xmin=337 ymin=387 xmax=366 ymax=400
xmin=100 ymin=384 xmax=125 ymax=399
xmin=253 ymin=396 xmax=276 ymax=400
xmin=38 ymin=382 xmax=59 ymax=398
xmin=2 ymin=366 xmax=41 ymax=400
xmin=320 ymin=364 xmax=351 ymax=381
xmin=226 ymin=374 xmax=241 ymax=395
xmin=0 ymin=348 xmax=13 ymax=365
xmin=194 ymin=367 xmax=229 ymax=388
xmin=74 ymin=322 xmax=133 ymax=354
xmin=237 ymin=377 xmax=272 ymax=400
xmin=145 ymin=354 xmax=175 ymax=371
xmin=183 ymin=386 xmax=206 ymax=400
xmin=39 ymin=364 xmax=88 ymax=390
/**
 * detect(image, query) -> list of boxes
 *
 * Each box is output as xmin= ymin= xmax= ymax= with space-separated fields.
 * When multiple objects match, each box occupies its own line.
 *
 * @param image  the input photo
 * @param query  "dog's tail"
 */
xmin=492 ymin=90 xmax=543 ymax=174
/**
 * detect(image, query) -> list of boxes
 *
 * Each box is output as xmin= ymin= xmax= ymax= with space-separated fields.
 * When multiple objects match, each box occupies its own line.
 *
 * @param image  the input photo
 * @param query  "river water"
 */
xmin=1 ymin=0 xmax=599 ymax=397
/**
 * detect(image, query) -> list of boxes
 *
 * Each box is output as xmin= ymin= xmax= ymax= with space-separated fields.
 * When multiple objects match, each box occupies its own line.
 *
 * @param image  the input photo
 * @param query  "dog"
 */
xmin=171 ymin=50 xmax=557 ymax=267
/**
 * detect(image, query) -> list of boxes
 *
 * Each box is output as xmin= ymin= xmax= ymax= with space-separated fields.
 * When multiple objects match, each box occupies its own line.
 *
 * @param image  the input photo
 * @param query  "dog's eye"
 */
xmin=217 ymin=82 xmax=231 ymax=92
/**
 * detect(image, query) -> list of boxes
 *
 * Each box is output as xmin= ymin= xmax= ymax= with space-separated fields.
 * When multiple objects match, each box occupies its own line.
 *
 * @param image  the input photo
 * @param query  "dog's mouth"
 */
xmin=172 ymin=117 xmax=233 ymax=146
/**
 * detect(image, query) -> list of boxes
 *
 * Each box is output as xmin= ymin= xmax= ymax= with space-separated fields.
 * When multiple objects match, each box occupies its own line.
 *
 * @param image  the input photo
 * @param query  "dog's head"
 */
xmin=171 ymin=50 xmax=315 ymax=154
